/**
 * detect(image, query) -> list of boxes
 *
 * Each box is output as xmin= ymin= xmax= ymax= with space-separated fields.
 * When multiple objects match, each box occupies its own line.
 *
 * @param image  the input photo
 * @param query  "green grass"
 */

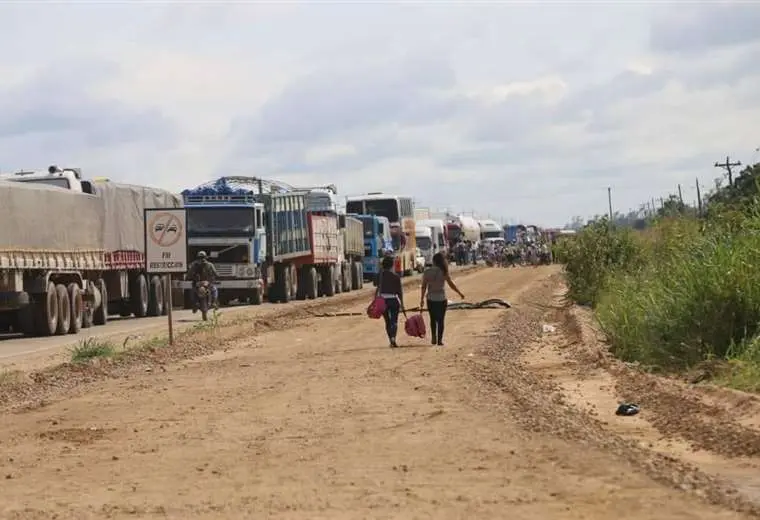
xmin=69 ymin=338 xmax=116 ymax=363
xmin=559 ymin=213 xmax=760 ymax=389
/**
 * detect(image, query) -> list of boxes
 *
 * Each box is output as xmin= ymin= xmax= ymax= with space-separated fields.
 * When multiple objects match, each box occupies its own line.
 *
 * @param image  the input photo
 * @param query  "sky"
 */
xmin=1 ymin=1 xmax=759 ymax=227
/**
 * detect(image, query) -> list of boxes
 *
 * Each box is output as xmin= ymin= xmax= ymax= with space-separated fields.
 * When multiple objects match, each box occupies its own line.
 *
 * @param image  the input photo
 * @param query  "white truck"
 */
xmin=417 ymin=218 xmax=448 ymax=259
xmin=415 ymin=225 xmax=434 ymax=266
xmin=0 ymin=168 xmax=182 ymax=336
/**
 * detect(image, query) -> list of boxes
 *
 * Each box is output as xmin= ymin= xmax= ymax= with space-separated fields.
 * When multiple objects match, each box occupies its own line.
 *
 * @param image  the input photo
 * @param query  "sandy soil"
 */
xmin=0 ymin=267 xmax=757 ymax=519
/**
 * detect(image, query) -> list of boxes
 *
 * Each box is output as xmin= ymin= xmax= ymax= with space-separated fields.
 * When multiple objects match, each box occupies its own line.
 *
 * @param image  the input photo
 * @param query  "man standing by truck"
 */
xmin=188 ymin=251 xmax=219 ymax=312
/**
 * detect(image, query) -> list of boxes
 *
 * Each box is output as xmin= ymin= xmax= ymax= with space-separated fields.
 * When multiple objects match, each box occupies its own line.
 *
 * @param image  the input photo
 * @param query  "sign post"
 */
xmin=144 ymin=208 xmax=188 ymax=345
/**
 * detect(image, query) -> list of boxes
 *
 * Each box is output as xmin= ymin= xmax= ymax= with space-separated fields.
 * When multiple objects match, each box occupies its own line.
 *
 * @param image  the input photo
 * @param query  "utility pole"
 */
xmin=696 ymin=178 xmax=702 ymax=215
xmin=607 ymin=186 xmax=613 ymax=223
xmin=714 ymin=156 xmax=741 ymax=187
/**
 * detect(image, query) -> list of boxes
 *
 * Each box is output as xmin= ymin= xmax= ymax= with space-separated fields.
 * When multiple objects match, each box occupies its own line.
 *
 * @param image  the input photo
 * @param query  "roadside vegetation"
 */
xmin=556 ymin=163 xmax=760 ymax=391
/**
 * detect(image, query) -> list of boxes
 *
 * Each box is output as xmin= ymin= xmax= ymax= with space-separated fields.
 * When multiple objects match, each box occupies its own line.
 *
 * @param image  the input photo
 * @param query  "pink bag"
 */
xmin=405 ymin=313 xmax=427 ymax=338
xmin=367 ymin=296 xmax=386 ymax=319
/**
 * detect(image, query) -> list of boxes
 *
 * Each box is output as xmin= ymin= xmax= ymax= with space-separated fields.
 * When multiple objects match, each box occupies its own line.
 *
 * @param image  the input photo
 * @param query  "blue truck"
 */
xmin=177 ymin=177 xmax=347 ymax=305
xmin=351 ymin=214 xmax=392 ymax=280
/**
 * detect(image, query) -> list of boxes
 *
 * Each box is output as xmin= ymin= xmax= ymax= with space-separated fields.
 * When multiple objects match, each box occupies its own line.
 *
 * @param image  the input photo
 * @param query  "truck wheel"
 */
xmin=33 ymin=282 xmax=59 ymax=336
xmin=289 ymin=265 xmax=298 ymax=301
xmin=147 ymin=275 xmax=164 ymax=317
xmin=93 ymin=278 xmax=109 ymax=326
xmin=324 ymin=266 xmax=336 ymax=297
xmin=249 ymin=287 xmax=262 ymax=305
xmin=350 ymin=262 xmax=360 ymax=290
xmin=17 ymin=295 xmax=35 ymax=336
xmin=342 ymin=265 xmax=351 ymax=293
xmin=305 ymin=267 xmax=318 ymax=299
xmin=54 ymin=284 xmax=71 ymax=336
xmin=131 ymin=274 xmax=149 ymax=317
xmin=183 ymin=289 xmax=194 ymax=310
xmin=68 ymin=283 xmax=83 ymax=334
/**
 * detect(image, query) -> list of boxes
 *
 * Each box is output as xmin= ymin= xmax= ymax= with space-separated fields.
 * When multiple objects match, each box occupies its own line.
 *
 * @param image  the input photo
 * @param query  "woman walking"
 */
xmin=420 ymin=252 xmax=464 ymax=346
xmin=375 ymin=255 xmax=407 ymax=348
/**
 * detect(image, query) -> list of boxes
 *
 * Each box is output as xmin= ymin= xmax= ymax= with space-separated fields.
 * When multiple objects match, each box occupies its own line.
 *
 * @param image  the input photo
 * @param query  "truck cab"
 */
xmin=351 ymin=214 xmax=392 ymax=280
xmin=1 ymin=165 xmax=90 ymax=192
xmin=415 ymin=225 xmax=434 ymax=266
xmin=177 ymin=189 xmax=267 ymax=306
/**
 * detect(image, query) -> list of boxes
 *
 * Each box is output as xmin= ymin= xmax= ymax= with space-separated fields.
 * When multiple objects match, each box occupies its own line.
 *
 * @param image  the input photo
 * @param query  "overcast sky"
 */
xmin=1 ymin=2 xmax=758 ymax=226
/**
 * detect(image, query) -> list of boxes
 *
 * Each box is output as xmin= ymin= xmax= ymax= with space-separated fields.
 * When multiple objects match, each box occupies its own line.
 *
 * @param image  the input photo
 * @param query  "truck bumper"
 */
xmin=172 ymin=279 xmax=262 ymax=290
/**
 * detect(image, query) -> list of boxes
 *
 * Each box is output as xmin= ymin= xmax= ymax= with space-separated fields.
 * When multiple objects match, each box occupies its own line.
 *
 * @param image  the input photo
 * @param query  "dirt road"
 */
xmin=1 ymin=267 xmax=758 ymax=519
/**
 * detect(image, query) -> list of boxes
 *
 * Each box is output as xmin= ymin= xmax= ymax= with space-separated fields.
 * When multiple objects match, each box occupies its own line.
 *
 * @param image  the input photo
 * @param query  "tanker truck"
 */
xmin=0 ymin=171 xmax=182 ymax=337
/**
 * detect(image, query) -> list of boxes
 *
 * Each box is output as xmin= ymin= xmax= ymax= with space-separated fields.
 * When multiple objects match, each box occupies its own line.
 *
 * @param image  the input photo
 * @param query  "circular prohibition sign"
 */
xmin=148 ymin=212 xmax=184 ymax=248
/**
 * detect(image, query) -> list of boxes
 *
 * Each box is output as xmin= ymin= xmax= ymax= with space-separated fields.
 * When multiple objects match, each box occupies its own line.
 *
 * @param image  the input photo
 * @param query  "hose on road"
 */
xmin=308 ymin=298 xmax=512 ymax=318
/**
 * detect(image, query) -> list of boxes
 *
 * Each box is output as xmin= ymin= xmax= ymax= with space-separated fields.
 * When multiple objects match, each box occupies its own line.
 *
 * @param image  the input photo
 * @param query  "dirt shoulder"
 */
xmin=0 ymin=267 xmax=755 ymax=519
xmin=506 ymin=282 xmax=760 ymax=514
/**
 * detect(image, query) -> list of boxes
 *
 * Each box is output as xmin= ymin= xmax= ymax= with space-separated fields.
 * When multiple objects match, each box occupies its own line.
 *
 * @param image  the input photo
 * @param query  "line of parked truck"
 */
xmin=0 ymin=168 xmax=428 ymax=338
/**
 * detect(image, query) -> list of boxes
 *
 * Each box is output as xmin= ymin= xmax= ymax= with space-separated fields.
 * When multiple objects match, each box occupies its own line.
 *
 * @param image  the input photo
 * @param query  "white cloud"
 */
xmin=0 ymin=2 xmax=758 ymax=225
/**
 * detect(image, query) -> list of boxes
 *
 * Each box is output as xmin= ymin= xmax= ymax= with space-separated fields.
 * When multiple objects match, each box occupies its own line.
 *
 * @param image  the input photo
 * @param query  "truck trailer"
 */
xmin=0 ymin=176 xmax=182 ymax=337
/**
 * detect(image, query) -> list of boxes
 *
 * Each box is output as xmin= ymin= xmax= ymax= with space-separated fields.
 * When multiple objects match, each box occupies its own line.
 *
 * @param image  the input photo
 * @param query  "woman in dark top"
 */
xmin=420 ymin=252 xmax=464 ymax=346
xmin=375 ymin=255 xmax=406 ymax=348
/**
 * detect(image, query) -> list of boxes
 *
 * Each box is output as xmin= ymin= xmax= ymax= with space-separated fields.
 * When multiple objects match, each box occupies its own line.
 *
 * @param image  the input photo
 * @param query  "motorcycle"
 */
xmin=195 ymin=280 xmax=213 ymax=321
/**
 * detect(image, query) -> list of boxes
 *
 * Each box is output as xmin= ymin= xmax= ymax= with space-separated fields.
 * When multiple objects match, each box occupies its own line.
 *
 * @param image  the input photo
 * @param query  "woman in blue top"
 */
xmin=420 ymin=252 xmax=464 ymax=346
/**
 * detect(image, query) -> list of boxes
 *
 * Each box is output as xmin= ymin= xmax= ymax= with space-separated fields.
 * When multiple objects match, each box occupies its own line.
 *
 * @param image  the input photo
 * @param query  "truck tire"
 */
xmin=350 ymin=262 xmax=360 ymax=290
xmin=131 ymin=274 xmax=149 ymax=317
xmin=323 ymin=266 xmax=336 ymax=297
xmin=68 ymin=283 xmax=83 ymax=334
xmin=33 ymin=282 xmax=59 ymax=337
xmin=183 ymin=289 xmax=194 ymax=310
xmin=81 ymin=281 xmax=95 ymax=329
xmin=305 ymin=267 xmax=318 ymax=299
xmin=147 ymin=275 xmax=164 ymax=317
xmin=54 ymin=284 xmax=71 ymax=336
xmin=342 ymin=265 xmax=351 ymax=293
xmin=93 ymin=278 xmax=109 ymax=326
xmin=271 ymin=264 xmax=289 ymax=303
xmin=17 ymin=296 xmax=35 ymax=336
xmin=249 ymin=287 xmax=262 ymax=305
xmin=289 ymin=265 xmax=299 ymax=301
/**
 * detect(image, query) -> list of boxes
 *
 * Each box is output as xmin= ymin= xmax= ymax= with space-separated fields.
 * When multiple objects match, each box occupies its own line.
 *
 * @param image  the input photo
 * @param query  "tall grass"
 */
xmin=559 ymin=212 xmax=760 ymax=381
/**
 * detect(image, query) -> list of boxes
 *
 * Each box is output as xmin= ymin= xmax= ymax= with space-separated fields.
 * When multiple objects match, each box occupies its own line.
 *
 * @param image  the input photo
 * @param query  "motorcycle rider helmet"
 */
xmin=197 ymin=251 xmax=207 ymax=259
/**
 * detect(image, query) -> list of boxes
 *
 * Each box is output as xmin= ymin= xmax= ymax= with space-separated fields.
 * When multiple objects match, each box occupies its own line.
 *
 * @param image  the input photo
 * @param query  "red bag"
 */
xmin=405 ymin=313 xmax=426 ymax=338
xmin=367 ymin=296 xmax=386 ymax=319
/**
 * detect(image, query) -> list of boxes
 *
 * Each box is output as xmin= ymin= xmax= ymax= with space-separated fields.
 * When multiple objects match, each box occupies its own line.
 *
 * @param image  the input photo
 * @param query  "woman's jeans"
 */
xmin=383 ymin=297 xmax=400 ymax=339
xmin=426 ymin=299 xmax=448 ymax=342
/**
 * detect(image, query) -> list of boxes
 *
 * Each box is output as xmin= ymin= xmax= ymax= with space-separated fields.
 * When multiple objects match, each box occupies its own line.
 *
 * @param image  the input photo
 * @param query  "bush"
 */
xmin=557 ymin=219 xmax=643 ymax=306
xmin=566 ymin=213 xmax=760 ymax=373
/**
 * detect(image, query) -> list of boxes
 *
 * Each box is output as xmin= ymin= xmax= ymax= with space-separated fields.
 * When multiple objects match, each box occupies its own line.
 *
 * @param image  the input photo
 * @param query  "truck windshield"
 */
xmin=346 ymin=199 xmax=399 ymax=223
xmin=360 ymin=218 xmax=374 ymax=237
xmin=15 ymin=177 xmax=72 ymax=189
xmin=417 ymin=236 xmax=431 ymax=249
xmin=187 ymin=207 xmax=255 ymax=235
xmin=482 ymin=230 xmax=503 ymax=239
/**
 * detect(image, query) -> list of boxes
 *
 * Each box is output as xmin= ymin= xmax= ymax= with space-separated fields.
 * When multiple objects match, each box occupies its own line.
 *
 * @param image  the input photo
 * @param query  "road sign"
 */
xmin=144 ymin=208 xmax=188 ymax=274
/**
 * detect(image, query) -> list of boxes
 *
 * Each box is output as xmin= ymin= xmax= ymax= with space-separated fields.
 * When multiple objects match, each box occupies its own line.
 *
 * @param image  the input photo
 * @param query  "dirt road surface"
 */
xmin=1 ymin=267 xmax=759 ymax=519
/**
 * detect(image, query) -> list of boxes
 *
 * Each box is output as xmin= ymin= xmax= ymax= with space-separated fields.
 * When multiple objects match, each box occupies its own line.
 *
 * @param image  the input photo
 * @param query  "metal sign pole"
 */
xmin=165 ymin=274 xmax=174 ymax=345
xmin=144 ymin=207 xmax=188 ymax=347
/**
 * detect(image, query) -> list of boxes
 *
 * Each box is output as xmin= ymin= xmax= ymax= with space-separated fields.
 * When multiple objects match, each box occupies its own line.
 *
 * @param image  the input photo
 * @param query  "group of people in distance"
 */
xmin=374 ymin=253 xmax=465 ymax=348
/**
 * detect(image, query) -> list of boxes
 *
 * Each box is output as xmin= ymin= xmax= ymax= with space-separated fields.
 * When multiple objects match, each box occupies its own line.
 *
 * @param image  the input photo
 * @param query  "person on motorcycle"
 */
xmin=188 ymin=251 xmax=219 ymax=313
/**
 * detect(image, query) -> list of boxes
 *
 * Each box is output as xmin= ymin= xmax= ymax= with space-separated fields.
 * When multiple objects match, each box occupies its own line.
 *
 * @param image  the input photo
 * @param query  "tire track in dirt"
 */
xmin=469 ymin=274 xmax=760 ymax=516
xmin=0 ymin=266 xmax=483 ymax=414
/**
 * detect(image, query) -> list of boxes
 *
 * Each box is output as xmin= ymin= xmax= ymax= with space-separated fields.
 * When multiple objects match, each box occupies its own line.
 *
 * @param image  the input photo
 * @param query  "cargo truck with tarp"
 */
xmin=177 ymin=177 xmax=346 ymax=305
xmin=337 ymin=213 xmax=364 ymax=292
xmin=0 ymin=168 xmax=182 ymax=337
